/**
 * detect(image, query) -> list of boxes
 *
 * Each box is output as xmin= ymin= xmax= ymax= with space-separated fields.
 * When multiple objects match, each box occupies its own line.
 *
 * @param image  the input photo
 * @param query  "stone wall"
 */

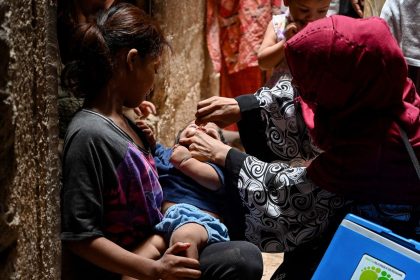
xmin=0 ymin=0 xmax=61 ymax=279
xmin=0 ymin=0 xmax=16 ymax=277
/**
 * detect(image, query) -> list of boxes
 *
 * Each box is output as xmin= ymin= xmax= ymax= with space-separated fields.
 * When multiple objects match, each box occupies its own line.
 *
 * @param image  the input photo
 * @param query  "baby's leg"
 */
xmin=132 ymin=234 xmax=166 ymax=259
xmin=170 ymin=223 xmax=209 ymax=260
xmin=121 ymin=234 xmax=166 ymax=280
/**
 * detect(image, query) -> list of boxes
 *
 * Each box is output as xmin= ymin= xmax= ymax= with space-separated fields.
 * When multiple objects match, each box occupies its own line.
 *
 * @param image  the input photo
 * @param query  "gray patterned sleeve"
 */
xmin=237 ymin=80 xmax=320 ymax=163
xmin=229 ymin=81 xmax=344 ymax=252
xmin=235 ymin=153 xmax=345 ymax=253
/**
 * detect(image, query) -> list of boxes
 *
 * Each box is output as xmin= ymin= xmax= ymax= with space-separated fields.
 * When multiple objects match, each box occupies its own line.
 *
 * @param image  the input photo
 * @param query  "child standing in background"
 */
xmin=380 ymin=0 xmax=420 ymax=92
xmin=258 ymin=0 xmax=332 ymax=88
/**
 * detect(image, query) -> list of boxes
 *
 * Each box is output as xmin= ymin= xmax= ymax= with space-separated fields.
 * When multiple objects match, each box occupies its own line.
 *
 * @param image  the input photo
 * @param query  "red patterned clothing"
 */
xmin=207 ymin=0 xmax=282 ymax=74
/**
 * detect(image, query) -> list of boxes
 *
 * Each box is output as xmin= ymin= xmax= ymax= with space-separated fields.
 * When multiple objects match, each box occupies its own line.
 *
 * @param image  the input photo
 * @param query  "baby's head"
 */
xmin=175 ymin=121 xmax=226 ymax=144
xmin=284 ymin=0 xmax=331 ymax=27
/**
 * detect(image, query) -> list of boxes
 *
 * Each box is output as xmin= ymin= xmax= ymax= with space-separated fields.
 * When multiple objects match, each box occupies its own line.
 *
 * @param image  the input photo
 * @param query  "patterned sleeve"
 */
xmin=236 ymin=79 xmax=319 ymax=164
xmin=225 ymin=148 xmax=345 ymax=253
xmin=228 ymin=80 xmax=344 ymax=252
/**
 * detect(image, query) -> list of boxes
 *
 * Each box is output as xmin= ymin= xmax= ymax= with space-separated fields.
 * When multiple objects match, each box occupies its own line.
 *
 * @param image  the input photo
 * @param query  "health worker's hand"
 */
xmin=195 ymin=96 xmax=241 ymax=128
xmin=180 ymin=129 xmax=231 ymax=167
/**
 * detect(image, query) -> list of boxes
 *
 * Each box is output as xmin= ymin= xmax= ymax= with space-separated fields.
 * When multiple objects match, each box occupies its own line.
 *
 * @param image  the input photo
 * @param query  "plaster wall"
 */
xmin=152 ymin=0 xmax=218 ymax=146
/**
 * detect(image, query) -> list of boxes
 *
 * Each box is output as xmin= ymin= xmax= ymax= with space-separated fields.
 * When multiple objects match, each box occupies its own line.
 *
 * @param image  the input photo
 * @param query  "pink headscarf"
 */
xmin=285 ymin=16 xmax=420 ymax=204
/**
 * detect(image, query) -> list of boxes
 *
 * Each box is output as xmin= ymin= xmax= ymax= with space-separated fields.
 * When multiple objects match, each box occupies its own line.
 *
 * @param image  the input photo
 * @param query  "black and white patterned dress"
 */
xmin=225 ymin=80 xmax=346 ymax=252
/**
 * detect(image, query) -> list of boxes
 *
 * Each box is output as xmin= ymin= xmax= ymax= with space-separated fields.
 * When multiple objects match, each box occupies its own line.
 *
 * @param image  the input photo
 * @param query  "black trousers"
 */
xmin=62 ymin=240 xmax=263 ymax=280
xmin=200 ymin=241 xmax=264 ymax=280
xmin=408 ymin=65 xmax=420 ymax=94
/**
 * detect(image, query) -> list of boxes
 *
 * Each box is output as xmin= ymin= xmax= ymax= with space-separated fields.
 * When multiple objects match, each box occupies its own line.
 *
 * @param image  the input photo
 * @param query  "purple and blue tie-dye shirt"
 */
xmin=61 ymin=109 xmax=163 ymax=249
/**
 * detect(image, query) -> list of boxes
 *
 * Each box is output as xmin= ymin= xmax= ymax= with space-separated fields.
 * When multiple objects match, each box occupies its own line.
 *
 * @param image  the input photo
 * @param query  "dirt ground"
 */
xmin=261 ymin=253 xmax=284 ymax=280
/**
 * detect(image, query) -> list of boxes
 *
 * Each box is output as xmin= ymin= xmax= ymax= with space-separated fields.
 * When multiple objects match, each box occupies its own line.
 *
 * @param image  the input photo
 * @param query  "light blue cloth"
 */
xmin=155 ymin=203 xmax=230 ymax=244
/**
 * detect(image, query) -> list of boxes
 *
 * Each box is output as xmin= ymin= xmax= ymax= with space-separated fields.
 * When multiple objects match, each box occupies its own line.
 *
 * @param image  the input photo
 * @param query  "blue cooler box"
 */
xmin=312 ymin=214 xmax=420 ymax=280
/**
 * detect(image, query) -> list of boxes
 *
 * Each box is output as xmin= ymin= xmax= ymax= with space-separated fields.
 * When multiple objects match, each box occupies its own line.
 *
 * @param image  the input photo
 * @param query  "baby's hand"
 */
xmin=284 ymin=16 xmax=305 ymax=40
xmin=284 ymin=22 xmax=299 ymax=40
xmin=133 ymin=101 xmax=157 ymax=119
xmin=136 ymin=120 xmax=156 ymax=149
xmin=170 ymin=144 xmax=192 ymax=169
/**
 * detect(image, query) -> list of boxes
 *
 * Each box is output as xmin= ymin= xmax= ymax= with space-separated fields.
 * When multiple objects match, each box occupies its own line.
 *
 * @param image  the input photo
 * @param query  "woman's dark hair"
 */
xmin=61 ymin=3 xmax=168 ymax=99
xmin=57 ymin=0 xmax=80 ymax=63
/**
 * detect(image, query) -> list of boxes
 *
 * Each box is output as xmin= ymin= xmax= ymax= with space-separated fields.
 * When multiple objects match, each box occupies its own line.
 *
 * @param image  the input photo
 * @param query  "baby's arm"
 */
xmin=258 ymin=18 xmax=302 ymax=70
xmin=258 ymin=21 xmax=287 ymax=70
xmin=170 ymin=145 xmax=222 ymax=191
xmin=136 ymin=120 xmax=156 ymax=150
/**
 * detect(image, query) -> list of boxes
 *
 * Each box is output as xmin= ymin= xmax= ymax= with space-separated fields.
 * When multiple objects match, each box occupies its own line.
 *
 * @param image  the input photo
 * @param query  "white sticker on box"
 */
xmin=351 ymin=254 xmax=406 ymax=280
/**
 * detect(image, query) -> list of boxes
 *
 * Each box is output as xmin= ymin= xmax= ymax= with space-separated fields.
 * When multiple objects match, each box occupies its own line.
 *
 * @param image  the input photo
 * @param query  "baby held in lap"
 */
xmin=136 ymin=120 xmax=230 ymax=261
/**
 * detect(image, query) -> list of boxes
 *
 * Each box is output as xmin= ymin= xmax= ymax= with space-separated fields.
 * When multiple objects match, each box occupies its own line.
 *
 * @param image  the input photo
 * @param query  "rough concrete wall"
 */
xmin=0 ymin=0 xmax=60 ymax=279
xmin=0 ymin=0 xmax=17 ymax=277
xmin=152 ymin=0 xmax=218 ymax=146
